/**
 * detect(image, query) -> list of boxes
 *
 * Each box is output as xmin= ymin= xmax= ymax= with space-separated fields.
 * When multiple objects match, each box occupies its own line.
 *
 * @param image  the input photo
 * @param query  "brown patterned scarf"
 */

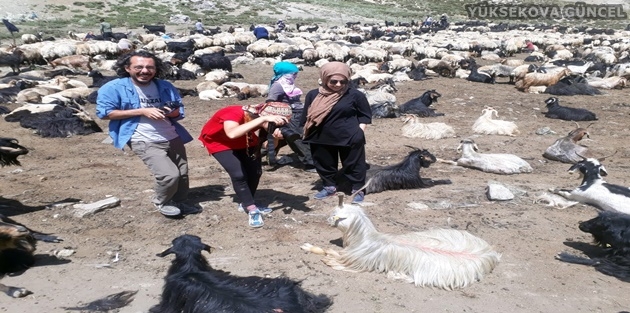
xmin=303 ymin=62 xmax=351 ymax=137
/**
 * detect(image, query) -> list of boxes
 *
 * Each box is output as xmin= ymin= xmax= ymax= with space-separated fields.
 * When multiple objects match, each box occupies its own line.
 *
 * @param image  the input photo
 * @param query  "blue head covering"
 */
xmin=271 ymin=62 xmax=300 ymax=85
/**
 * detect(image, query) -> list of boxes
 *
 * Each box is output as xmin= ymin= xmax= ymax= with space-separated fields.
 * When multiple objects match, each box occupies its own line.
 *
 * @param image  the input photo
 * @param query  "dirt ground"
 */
xmin=1 ymin=54 xmax=630 ymax=313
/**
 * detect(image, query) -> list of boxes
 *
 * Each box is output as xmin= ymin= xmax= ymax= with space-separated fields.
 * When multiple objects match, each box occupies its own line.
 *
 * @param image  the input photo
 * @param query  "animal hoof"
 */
xmin=300 ymin=243 xmax=325 ymax=255
xmin=9 ymin=287 xmax=33 ymax=298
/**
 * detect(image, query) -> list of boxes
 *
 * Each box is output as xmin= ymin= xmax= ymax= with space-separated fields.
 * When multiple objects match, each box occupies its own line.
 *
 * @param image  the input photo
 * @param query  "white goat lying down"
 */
xmin=301 ymin=197 xmax=501 ymax=290
xmin=440 ymin=139 xmax=533 ymax=174
xmin=400 ymin=115 xmax=456 ymax=140
xmin=472 ymin=107 xmax=519 ymax=136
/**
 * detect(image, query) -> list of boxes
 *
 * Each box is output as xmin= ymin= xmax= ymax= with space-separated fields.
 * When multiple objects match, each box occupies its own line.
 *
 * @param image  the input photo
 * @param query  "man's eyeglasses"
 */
xmin=329 ymin=79 xmax=348 ymax=85
xmin=130 ymin=66 xmax=156 ymax=71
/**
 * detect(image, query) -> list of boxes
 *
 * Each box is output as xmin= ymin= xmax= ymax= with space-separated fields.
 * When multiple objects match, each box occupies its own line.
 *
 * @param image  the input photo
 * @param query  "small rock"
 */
xmin=407 ymin=202 xmax=430 ymax=210
xmin=487 ymin=182 xmax=514 ymax=201
xmin=54 ymin=249 xmax=75 ymax=258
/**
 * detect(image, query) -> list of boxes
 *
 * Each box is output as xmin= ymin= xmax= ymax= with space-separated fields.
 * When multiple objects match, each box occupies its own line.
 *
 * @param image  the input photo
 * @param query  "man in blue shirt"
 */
xmin=96 ymin=51 xmax=198 ymax=217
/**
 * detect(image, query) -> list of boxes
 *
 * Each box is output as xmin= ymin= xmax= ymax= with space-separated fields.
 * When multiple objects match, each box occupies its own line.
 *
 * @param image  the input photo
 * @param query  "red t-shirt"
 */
xmin=198 ymin=106 xmax=261 ymax=154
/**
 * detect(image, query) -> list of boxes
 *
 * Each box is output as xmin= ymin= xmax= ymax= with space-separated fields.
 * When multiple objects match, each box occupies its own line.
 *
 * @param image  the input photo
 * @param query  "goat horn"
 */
xmin=156 ymin=247 xmax=173 ymax=257
xmin=585 ymin=122 xmax=594 ymax=129
xmin=599 ymin=151 xmax=617 ymax=162
xmin=404 ymin=145 xmax=420 ymax=150
xmin=337 ymin=194 xmax=344 ymax=208
xmin=572 ymin=121 xmax=580 ymax=129
xmin=574 ymin=151 xmax=587 ymax=160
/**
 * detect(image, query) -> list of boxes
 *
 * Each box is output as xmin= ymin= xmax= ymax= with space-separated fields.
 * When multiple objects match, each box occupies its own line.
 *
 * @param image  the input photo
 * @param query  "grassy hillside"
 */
xmin=1 ymin=0 xmax=628 ymax=40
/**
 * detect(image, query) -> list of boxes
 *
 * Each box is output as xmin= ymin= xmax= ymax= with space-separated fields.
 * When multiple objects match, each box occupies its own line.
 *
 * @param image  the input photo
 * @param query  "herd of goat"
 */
xmin=1 ymin=18 xmax=630 ymax=311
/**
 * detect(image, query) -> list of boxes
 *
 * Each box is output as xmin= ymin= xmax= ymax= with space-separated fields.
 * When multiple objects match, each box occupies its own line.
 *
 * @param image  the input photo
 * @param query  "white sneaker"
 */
xmin=238 ymin=204 xmax=272 ymax=214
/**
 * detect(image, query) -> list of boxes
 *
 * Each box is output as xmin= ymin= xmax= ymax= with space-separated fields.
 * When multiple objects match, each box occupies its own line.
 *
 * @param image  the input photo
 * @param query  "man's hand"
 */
xmin=143 ymin=107 xmax=167 ymax=120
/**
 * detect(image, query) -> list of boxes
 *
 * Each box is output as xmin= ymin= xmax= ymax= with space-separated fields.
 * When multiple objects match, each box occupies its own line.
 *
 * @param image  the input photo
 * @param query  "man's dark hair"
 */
xmin=113 ymin=50 xmax=168 ymax=79
xmin=100 ymin=18 xmax=105 ymax=22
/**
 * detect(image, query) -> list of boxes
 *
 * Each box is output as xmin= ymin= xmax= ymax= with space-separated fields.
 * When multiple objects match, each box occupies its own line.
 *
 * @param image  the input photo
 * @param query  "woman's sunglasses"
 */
xmin=329 ymin=79 xmax=348 ymax=85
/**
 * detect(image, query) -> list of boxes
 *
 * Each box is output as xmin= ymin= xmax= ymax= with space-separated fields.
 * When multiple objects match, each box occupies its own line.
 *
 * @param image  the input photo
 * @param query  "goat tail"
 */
xmin=350 ymin=177 xmax=373 ymax=198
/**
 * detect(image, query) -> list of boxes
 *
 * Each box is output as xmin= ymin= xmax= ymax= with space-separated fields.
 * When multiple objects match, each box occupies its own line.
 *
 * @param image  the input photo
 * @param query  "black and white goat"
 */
xmin=544 ymin=97 xmax=597 ymax=121
xmin=466 ymin=62 xmax=495 ymax=84
xmin=360 ymin=148 xmax=451 ymax=194
xmin=398 ymin=89 xmax=443 ymax=117
xmin=150 ymin=234 xmax=332 ymax=313
xmin=556 ymin=211 xmax=630 ymax=280
xmin=0 ymin=214 xmax=61 ymax=298
xmin=0 ymin=138 xmax=28 ymax=167
xmin=553 ymin=155 xmax=630 ymax=214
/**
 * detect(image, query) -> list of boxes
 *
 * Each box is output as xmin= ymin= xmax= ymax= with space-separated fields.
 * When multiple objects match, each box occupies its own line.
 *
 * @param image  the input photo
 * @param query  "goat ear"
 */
xmin=599 ymin=166 xmax=608 ymax=176
xmin=156 ymin=247 xmax=173 ymax=257
xmin=473 ymin=144 xmax=479 ymax=151
xmin=456 ymin=144 xmax=462 ymax=153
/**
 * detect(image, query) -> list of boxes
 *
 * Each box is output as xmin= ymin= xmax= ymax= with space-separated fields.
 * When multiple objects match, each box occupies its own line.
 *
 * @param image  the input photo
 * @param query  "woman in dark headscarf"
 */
xmin=300 ymin=61 xmax=372 ymax=204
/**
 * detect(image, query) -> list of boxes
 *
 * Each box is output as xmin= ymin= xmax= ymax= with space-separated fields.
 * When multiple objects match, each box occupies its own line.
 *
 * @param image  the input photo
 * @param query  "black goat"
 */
xmin=0 ymin=214 xmax=61 ymax=297
xmin=0 ymin=138 xmax=28 ymax=167
xmin=545 ymin=75 xmax=601 ymax=96
xmin=0 ymin=50 xmax=24 ymax=74
xmin=166 ymin=39 xmax=196 ymax=53
xmin=407 ymin=64 xmax=430 ymax=81
xmin=188 ymin=53 xmax=232 ymax=72
xmin=544 ymin=97 xmax=597 ymax=121
xmin=557 ymin=211 xmax=630 ymax=281
xmin=5 ymin=104 xmax=103 ymax=138
xmin=149 ymin=234 xmax=332 ymax=313
xmin=361 ymin=148 xmax=451 ymax=194
xmin=398 ymin=89 xmax=443 ymax=117
xmin=467 ymin=63 xmax=495 ymax=84
xmin=143 ymin=24 xmax=166 ymax=34
xmin=87 ymin=70 xmax=117 ymax=87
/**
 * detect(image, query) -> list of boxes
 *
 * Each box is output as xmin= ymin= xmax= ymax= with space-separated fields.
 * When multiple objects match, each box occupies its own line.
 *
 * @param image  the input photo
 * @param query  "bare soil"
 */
xmin=1 ymin=56 xmax=630 ymax=312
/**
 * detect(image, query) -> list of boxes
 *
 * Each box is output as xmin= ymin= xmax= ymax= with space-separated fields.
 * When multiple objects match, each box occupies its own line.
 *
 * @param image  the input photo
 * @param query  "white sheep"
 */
xmin=400 ymin=115 xmax=456 ymax=140
xmin=472 ymin=107 xmax=519 ymax=137
xmin=92 ymin=54 xmax=116 ymax=71
xmin=301 ymin=199 xmax=500 ymax=290
xmin=199 ymin=89 xmax=226 ymax=100
xmin=440 ymin=139 xmax=533 ymax=175
xmin=586 ymin=76 xmax=627 ymax=89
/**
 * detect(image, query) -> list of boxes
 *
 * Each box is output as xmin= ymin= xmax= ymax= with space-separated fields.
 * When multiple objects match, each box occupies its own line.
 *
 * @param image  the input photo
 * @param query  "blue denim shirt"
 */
xmin=96 ymin=77 xmax=193 ymax=149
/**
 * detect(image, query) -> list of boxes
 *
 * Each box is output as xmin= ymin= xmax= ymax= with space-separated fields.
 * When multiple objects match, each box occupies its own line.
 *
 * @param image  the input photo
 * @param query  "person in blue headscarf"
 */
xmin=265 ymin=61 xmax=315 ymax=172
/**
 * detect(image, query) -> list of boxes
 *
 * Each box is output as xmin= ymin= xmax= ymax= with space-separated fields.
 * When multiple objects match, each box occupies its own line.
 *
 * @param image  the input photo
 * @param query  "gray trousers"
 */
xmin=129 ymin=137 xmax=189 ymax=206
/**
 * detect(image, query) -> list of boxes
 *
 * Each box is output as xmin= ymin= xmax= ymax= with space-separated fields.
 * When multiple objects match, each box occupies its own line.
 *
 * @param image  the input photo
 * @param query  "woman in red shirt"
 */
xmin=199 ymin=102 xmax=291 ymax=228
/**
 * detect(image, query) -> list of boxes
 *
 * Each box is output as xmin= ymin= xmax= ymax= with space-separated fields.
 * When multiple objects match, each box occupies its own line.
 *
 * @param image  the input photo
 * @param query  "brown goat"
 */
xmin=48 ymin=55 xmax=92 ymax=72
xmin=515 ymin=68 xmax=571 ymax=92
xmin=0 ymin=215 xmax=36 ymax=298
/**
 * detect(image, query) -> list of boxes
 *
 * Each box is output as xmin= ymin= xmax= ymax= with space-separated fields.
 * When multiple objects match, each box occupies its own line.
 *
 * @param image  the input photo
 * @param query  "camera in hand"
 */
xmin=158 ymin=101 xmax=182 ymax=113
xmin=267 ymin=121 xmax=277 ymax=134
